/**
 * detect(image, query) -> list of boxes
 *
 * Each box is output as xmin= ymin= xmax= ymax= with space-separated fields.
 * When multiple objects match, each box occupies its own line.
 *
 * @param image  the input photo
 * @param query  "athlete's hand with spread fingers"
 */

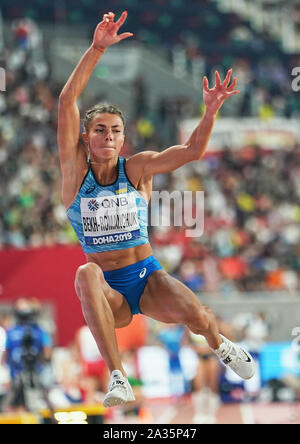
xmin=92 ymin=11 xmax=133 ymax=51
xmin=203 ymin=69 xmax=240 ymax=116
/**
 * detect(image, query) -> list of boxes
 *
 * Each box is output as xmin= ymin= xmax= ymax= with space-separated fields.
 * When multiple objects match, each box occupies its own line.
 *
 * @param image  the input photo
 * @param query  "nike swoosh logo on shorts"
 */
xmin=139 ymin=268 xmax=147 ymax=278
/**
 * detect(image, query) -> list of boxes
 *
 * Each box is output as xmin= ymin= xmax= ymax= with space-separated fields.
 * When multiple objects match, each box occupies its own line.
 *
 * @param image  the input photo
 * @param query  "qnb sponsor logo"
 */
xmin=101 ymin=196 xmax=129 ymax=208
xmin=0 ymin=67 xmax=5 ymax=92
xmin=291 ymin=67 xmax=300 ymax=92
xmin=88 ymin=199 xmax=99 ymax=211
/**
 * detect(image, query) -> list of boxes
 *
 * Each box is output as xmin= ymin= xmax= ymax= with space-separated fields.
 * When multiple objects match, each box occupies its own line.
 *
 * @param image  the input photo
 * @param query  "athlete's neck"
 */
xmin=89 ymin=156 xmax=119 ymax=185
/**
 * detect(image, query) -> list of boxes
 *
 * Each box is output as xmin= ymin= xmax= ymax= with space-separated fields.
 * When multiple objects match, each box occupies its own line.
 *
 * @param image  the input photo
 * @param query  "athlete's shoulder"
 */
xmin=125 ymin=151 xmax=157 ymax=169
xmin=121 ymin=151 xmax=155 ymax=188
xmin=124 ymin=151 xmax=157 ymax=184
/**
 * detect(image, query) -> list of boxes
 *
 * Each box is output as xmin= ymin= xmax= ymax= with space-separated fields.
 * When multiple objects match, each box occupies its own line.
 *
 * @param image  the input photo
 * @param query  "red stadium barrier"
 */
xmin=0 ymin=245 xmax=88 ymax=345
xmin=0 ymin=246 xmax=149 ymax=348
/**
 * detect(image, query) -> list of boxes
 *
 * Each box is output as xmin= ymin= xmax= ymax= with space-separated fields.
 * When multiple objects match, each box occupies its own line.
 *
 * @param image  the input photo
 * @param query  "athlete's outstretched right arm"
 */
xmin=57 ymin=11 xmax=133 ymax=167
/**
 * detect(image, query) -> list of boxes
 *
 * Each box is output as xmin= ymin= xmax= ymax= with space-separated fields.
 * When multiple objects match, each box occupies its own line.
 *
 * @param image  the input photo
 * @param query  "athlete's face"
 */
xmin=85 ymin=113 xmax=125 ymax=160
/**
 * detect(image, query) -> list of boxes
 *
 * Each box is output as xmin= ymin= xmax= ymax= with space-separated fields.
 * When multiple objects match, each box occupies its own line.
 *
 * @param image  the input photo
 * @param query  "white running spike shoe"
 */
xmin=103 ymin=370 xmax=135 ymax=408
xmin=213 ymin=334 xmax=255 ymax=380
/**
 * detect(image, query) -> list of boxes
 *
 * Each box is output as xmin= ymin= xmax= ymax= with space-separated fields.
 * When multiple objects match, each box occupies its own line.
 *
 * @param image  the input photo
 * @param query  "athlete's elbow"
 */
xmin=59 ymin=90 xmax=76 ymax=106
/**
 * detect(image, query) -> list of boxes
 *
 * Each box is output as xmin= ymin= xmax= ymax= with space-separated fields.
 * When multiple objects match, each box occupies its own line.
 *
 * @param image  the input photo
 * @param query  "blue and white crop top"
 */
xmin=66 ymin=157 xmax=149 ymax=253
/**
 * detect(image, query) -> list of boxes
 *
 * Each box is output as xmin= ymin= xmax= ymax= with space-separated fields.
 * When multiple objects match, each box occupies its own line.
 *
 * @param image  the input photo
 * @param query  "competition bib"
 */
xmin=80 ymin=193 xmax=141 ymax=246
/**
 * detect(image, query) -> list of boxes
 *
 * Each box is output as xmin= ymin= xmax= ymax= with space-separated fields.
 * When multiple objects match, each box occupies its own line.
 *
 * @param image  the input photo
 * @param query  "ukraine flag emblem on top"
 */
xmin=116 ymin=183 xmax=128 ymax=194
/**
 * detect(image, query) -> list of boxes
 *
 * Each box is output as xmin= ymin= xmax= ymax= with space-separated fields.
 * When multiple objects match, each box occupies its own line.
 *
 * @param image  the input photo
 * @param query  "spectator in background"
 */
xmin=75 ymin=325 xmax=109 ymax=404
xmin=0 ymin=324 xmax=6 ymax=354
xmin=119 ymin=349 xmax=148 ymax=422
xmin=12 ymin=18 xmax=42 ymax=52
xmin=242 ymin=312 xmax=270 ymax=354
xmin=189 ymin=317 xmax=233 ymax=424
xmin=177 ymin=260 xmax=205 ymax=293
xmin=2 ymin=298 xmax=52 ymax=412
xmin=158 ymin=324 xmax=187 ymax=397
xmin=0 ymin=319 xmax=10 ymax=412
xmin=50 ymin=342 xmax=83 ymax=406
xmin=189 ymin=332 xmax=220 ymax=424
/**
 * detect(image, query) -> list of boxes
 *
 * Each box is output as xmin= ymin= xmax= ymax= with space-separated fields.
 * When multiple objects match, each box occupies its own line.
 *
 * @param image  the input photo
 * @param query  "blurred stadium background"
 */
xmin=0 ymin=0 xmax=300 ymax=424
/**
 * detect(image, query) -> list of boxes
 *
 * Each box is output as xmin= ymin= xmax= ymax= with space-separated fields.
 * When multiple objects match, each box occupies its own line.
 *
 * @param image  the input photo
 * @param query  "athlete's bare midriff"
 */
xmin=86 ymin=242 xmax=154 ymax=271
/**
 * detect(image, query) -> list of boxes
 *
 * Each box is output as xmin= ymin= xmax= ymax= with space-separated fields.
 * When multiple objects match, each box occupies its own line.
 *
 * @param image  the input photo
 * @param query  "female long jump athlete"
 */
xmin=57 ymin=11 xmax=255 ymax=407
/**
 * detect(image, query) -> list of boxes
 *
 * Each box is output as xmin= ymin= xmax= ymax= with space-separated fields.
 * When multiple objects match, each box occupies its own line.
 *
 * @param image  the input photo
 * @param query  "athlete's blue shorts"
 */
xmin=103 ymin=255 xmax=162 ymax=315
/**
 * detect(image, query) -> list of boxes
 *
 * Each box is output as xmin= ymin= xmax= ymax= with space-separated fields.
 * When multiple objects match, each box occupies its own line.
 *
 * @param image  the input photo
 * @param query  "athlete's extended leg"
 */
xmin=75 ymin=263 xmax=135 ymax=407
xmin=75 ymin=262 xmax=131 ymax=375
xmin=140 ymin=270 xmax=255 ymax=380
xmin=140 ymin=270 xmax=222 ymax=349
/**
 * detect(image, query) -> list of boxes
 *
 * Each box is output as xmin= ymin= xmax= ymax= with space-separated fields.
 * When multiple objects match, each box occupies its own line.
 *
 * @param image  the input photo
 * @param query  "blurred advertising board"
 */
xmin=179 ymin=118 xmax=300 ymax=152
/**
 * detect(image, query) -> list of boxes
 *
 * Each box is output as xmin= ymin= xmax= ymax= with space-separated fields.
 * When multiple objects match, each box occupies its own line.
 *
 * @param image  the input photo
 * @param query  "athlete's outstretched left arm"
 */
xmin=140 ymin=69 xmax=239 ymax=177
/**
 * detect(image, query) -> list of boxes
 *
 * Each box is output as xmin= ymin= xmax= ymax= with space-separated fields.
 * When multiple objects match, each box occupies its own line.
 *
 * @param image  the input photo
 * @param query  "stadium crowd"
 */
xmin=2 ymin=0 xmax=300 ymax=119
xmin=1 ymin=14 xmax=300 ymax=295
xmin=1 ymin=5 xmax=300 ymax=423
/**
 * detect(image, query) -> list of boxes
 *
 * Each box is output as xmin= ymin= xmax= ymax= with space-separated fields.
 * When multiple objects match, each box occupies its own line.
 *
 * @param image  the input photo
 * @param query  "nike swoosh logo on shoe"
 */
xmin=241 ymin=350 xmax=251 ymax=362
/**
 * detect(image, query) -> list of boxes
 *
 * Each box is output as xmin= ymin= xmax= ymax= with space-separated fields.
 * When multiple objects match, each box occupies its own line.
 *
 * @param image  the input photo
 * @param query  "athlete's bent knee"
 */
xmin=75 ymin=263 xmax=105 ymax=294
